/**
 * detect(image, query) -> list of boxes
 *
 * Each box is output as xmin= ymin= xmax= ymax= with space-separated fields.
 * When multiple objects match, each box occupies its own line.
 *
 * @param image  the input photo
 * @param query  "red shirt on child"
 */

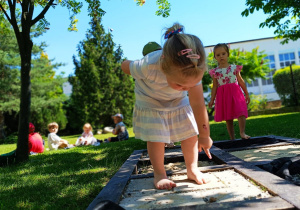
xmin=28 ymin=123 xmax=44 ymax=153
xmin=29 ymin=133 xmax=44 ymax=153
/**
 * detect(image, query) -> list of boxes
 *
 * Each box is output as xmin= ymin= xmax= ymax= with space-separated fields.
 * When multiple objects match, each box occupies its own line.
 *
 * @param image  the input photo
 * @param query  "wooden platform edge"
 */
xmin=160 ymin=196 xmax=296 ymax=210
xmin=210 ymin=145 xmax=300 ymax=209
xmin=86 ymin=149 xmax=144 ymax=210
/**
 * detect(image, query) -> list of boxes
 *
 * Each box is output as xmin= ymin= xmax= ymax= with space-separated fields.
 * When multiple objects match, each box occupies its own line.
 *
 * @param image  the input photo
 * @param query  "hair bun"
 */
xmin=164 ymin=27 xmax=183 ymax=39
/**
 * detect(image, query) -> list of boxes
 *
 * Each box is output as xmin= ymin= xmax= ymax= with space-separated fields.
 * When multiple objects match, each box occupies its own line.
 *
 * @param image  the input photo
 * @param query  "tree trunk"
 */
xmin=15 ymin=36 xmax=33 ymax=163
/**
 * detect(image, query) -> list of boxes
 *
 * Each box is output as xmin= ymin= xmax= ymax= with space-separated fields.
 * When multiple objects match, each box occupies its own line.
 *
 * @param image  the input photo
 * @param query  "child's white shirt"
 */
xmin=48 ymin=132 xmax=61 ymax=150
xmin=75 ymin=131 xmax=97 ymax=146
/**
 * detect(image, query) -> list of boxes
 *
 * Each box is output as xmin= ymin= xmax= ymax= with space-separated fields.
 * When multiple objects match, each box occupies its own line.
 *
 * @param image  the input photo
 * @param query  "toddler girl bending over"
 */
xmin=121 ymin=23 xmax=213 ymax=190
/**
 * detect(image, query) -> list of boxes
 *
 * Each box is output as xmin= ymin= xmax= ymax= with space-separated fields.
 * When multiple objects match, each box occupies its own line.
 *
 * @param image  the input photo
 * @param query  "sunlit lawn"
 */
xmin=0 ymin=112 xmax=299 ymax=209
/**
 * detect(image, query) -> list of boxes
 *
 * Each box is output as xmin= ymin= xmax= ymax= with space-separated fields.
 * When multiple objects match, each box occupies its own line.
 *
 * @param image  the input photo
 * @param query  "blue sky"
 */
xmin=34 ymin=0 xmax=275 ymax=76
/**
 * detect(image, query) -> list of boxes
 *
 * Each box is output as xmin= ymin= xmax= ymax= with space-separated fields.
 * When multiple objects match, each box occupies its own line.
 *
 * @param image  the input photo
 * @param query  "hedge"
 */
xmin=273 ymin=65 xmax=300 ymax=106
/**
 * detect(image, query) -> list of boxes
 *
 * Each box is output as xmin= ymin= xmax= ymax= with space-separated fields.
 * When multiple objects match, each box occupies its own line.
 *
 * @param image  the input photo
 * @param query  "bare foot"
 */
xmin=240 ymin=133 xmax=251 ymax=139
xmin=154 ymin=174 xmax=176 ymax=190
xmin=187 ymin=169 xmax=210 ymax=185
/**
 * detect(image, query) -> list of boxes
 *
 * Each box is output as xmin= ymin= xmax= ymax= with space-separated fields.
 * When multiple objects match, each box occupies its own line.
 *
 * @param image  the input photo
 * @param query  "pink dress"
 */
xmin=209 ymin=65 xmax=248 ymax=122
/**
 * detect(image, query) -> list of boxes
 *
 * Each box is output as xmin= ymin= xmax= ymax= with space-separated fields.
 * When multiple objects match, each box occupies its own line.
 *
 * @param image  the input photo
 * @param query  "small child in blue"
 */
xmin=121 ymin=23 xmax=213 ymax=190
xmin=108 ymin=113 xmax=129 ymax=142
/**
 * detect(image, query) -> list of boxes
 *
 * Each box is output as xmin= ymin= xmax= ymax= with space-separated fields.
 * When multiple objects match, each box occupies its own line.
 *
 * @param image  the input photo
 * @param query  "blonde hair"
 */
xmin=48 ymin=122 xmax=59 ymax=131
xmin=83 ymin=123 xmax=92 ymax=131
xmin=161 ymin=23 xmax=206 ymax=78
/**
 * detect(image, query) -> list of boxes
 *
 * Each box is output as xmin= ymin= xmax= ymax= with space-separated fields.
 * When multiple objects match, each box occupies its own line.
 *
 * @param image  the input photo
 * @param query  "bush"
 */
xmin=273 ymin=65 xmax=300 ymax=106
xmin=248 ymin=94 xmax=267 ymax=111
xmin=0 ymin=132 xmax=18 ymax=144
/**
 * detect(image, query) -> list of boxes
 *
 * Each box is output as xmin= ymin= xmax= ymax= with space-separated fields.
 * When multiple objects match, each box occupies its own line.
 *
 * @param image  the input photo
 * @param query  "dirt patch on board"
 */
xmin=138 ymin=160 xmax=216 ymax=174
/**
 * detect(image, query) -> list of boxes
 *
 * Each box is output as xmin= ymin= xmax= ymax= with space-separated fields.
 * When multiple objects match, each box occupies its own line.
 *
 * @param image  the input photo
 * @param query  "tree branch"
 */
xmin=7 ymin=0 xmax=21 ymax=41
xmin=0 ymin=3 xmax=12 ymax=24
xmin=31 ymin=0 xmax=55 ymax=26
xmin=28 ymin=0 xmax=34 ymax=24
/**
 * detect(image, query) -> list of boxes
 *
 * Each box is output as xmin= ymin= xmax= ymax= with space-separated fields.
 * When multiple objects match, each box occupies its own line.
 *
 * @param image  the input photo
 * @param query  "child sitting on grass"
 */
xmin=28 ymin=122 xmax=44 ymax=154
xmin=47 ymin=122 xmax=73 ymax=150
xmin=107 ymin=114 xmax=129 ymax=142
xmin=75 ymin=123 xmax=98 ymax=146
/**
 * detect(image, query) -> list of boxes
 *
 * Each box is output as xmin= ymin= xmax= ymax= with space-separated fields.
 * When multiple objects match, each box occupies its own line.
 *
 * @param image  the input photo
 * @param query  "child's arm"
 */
xmin=236 ymin=72 xmax=250 ymax=104
xmin=208 ymin=78 xmax=218 ymax=108
xmin=88 ymin=131 xmax=93 ymax=138
xmin=112 ymin=124 xmax=121 ymax=135
xmin=121 ymin=60 xmax=132 ymax=75
xmin=188 ymin=84 xmax=213 ymax=159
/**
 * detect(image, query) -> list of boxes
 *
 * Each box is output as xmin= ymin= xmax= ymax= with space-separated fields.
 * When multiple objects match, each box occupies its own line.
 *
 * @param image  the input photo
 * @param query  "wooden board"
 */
xmin=88 ymin=136 xmax=300 ymax=209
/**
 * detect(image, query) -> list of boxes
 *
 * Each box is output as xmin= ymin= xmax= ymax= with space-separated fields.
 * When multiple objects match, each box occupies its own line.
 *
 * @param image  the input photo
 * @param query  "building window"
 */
xmin=246 ymin=79 xmax=259 ymax=87
xmin=279 ymin=52 xmax=295 ymax=68
xmin=262 ymin=55 xmax=276 ymax=85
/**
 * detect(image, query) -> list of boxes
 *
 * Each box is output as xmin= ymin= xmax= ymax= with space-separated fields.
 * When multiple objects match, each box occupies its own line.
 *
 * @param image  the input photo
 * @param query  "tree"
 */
xmin=242 ymin=0 xmax=300 ymax=44
xmin=0 ymin=22 xmax=67 ymax=139
xmin=273 ymin=65 xmax=300 ymax=106
xmin=0 ymin=19 xmax=22 ymax=139
xmin=0 ymin=0 xmax=104 ymax=162
xmin=67 ymin=16 xmax=134 ymax=132
xmin=29 ymin=52 xmax=68 ymax=133
xmin=0 ymin=0 xmax=169 ymax=162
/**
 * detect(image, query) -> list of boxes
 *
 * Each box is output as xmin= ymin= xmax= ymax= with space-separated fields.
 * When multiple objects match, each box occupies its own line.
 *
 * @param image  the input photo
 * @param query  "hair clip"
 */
xmin=186 ymin=54 xmax=200 ymax=59
xmin=178 ymin=49 xmax=200 ymax=59
xmin=164 ymin=28 xmax=183 ymax=39
xmin=178 ymin=49 xmax=192 ymax=56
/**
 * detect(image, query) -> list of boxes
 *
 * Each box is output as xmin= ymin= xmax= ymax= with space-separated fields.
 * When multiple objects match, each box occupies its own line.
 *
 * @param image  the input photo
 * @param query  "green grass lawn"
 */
xmin=0 ymin=112 xmax=299 ymax=209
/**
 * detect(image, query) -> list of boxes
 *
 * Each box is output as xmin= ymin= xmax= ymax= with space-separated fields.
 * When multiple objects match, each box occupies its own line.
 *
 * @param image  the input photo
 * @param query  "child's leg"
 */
xmin=238 ymin=116 xmax=250 ymax=139
xmin=147 ymin=141 xmax=176 ymax=190
xmin=181 ymin=136 xmax=210 ymax=184
xmin=58 ymin=140 xmax=68 ymax=148
xmin=226 ymin=120 xmax=235 ymax=140
xmin=75 ymin=137 xmax=82 ymax=146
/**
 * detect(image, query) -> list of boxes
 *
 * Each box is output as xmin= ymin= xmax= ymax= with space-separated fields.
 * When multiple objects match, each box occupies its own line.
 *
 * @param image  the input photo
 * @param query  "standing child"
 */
xmin=75 ymin=123 xmax=97 ymax=146
xmin=208 ymin=43 xmax=251 ymax=140
xmin=121 ymin=23 xmax=213 ymax=190
xmin=47 ymin=122 xmax=72 ymax=150
xmin=108 ymin=114 xmax=129 ymax=142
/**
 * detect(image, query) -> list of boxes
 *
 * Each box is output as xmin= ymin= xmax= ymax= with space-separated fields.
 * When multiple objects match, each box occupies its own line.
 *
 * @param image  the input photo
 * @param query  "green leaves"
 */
xmin=135 ymin=0 xmax=171 ymax=17
xmin=273 ymin=65 xmax=300 ymax=106
xmin=241 ymin=0 xmax=300 ymax=44
xmin=155 ymin=0 xmax=171 ymax=18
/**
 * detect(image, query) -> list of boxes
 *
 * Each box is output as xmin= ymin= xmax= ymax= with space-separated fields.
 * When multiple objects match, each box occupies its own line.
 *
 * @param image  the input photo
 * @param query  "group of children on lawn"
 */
xmin=29 ymin=113 xmax=129 ymax=154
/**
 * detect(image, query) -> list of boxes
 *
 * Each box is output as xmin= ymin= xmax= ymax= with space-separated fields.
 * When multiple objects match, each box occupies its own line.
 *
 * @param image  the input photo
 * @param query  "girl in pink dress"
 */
xmin=208 ymin=43 xmax=250 ymax=140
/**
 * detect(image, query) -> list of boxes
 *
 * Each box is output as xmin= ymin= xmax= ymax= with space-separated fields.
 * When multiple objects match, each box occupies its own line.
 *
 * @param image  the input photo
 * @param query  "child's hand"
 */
xmin=245 ymin=94 xmax=250 ymax=104
xmin=198 ymin=137 xmax=213 ymax=159
xmin=208 ymin=101 xmax=214 ymax=108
